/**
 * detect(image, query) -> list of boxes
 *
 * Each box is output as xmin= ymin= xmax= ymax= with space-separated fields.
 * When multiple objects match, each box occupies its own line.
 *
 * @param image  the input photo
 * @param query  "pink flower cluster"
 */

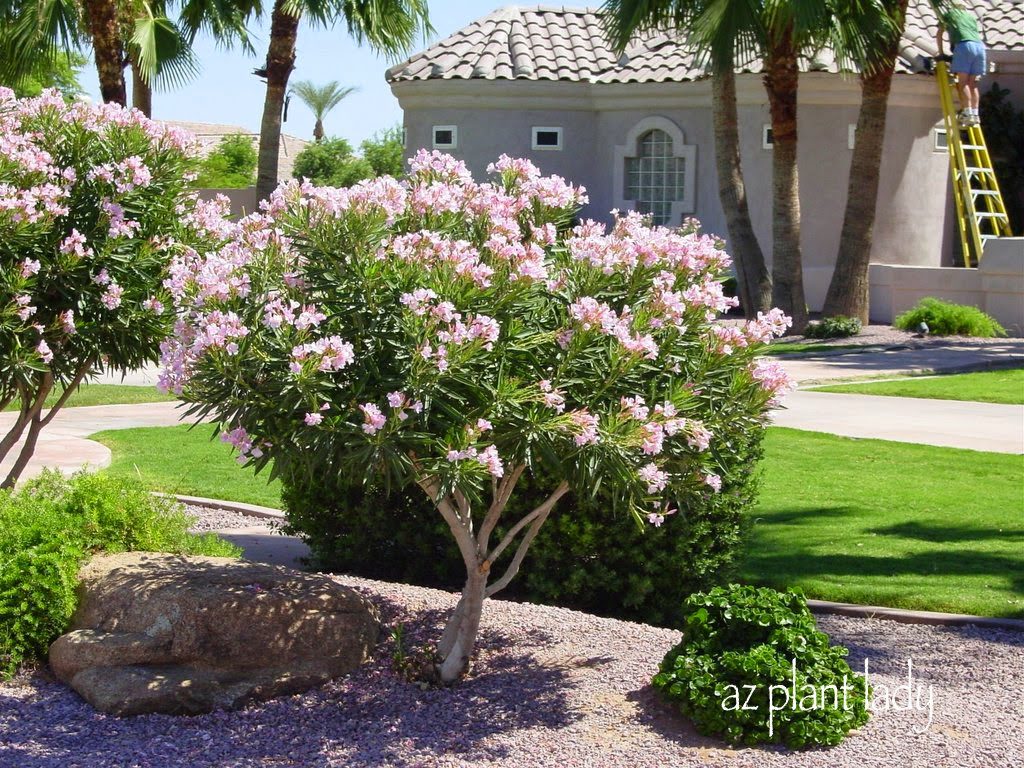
xmin=711 ymin=308 xmax=792 ymax=354
xmin=568 ymin=297 xmax=658 ymax=360
xmin=290 ymin=336 xmax=355 ymax=373
xmin=221 ymin=426 xmax=264 ymax=463
xmin=446 ymin=443 xmax=505 ymax=478
xmin=750 ymin=358 xmax=795 ymax=405
xmin=569 ymin=410 xmax=599 ymax=446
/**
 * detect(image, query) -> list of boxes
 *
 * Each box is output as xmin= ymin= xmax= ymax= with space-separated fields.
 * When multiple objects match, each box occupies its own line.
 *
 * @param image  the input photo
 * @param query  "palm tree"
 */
xmin=291 ymin=79 xmax=357 ymax=141
xmin=0 ymin=0 xmax=255 ymax=113
xmin=602 ymin=0 xmax=773 ymax=317
xmin=254 ymin=0 xmax=431 ymax=201
xmin=822 ymin=0 xmax=909 ymax=322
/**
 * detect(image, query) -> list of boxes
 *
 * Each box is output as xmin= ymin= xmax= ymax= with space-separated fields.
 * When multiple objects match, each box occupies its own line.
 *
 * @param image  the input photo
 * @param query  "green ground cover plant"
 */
xmin=894 ymin=298 xmax=1006 ymax=337
xmin=811 ymin=369 xmax=1024 ymax=405
xmin=92 ymin=424 xmax=1024 ymax=618
xmin=763 ymin=342 xmax=871 ymax=356
xmin=802 ymin=316 xmax=862 ymax=339
xmin=2 ymin=383 xmax=175 ymax=411
xmin=653 ymin=585 xmax=869 ymax=748
xmin=0 ymin=471 xmax=239 ymax=676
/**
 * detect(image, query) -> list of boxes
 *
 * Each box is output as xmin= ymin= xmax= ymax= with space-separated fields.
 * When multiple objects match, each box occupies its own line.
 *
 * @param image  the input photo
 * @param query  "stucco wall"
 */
xmin=395 ymin=72 xmax=960 ymax=310
xmin=869 ymin=238 xmax=1024 ymax=335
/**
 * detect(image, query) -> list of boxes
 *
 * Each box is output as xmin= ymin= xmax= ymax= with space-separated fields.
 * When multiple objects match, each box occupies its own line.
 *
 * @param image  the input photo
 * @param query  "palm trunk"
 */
xmin=823 ymin=0 xmax=907 ymax=322
xmin=130 ymin=54 xmax=153 ymax=117
xmin=764 ymin=25 xmax=808 ymax=334
xmin=82 ymin=0 xmax=126 ymax=105
xmin=256 ymin=0 xmax=299 ymax=201
xmin=711 ymin=69 xmax=772 ymax=316
xmin=314 ymin=119 xmax=324 ymax=142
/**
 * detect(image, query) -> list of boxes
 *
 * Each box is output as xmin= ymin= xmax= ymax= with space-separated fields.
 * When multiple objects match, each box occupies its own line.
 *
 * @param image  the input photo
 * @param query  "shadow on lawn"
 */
xmin=868 ymin=520 xmax=1024 ymax=544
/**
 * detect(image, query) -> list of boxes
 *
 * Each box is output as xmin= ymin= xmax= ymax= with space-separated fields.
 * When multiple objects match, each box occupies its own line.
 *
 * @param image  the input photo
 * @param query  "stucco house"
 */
xmin=386 ymin=2 xmax=1023 ymax=314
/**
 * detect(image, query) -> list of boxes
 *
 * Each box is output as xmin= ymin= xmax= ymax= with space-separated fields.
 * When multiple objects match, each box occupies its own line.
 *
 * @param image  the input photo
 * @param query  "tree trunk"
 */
xmin=2 ymin=417 xmax=44 ymax=489
xmin=314 ymin=119 xmax=324 ymax=142
xmin=823 ymin=0 xmax=907 ymax=322
xmin=256 ymin=0 xmax=299 ymax=201
xmin=764 ymin=25 xmax=808 ymax=333
xmin=130 ymin=54 xmax=152 ymax=117
xmin=82 ymin=0 xmax=126 ymax=105
xmin=711 ymin=69 xmax=772 ymax=316
xmin=437 ymin=568 xmax=488 ymax=683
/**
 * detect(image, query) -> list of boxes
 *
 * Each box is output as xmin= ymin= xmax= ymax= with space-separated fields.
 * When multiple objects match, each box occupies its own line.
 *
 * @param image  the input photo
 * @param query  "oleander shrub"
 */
xmin=653 ymin=585 xmax=870 ymax=749
xmin=0 ymin=471 xmax=239 ymax=677
xmin=163 ymin=150 xmax=794 ymax=682
xmin=0 ymin=88 xmax=217 ymax=488
xmin=803 ymin=316 xmax=862 ymax=339
xmin=894 ymin=298 xmax=1006 ymax=337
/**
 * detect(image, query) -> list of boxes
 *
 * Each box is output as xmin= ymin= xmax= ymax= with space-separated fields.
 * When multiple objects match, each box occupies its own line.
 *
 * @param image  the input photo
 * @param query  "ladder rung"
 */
xmin=976 ymin=212 xmax=1008 ymax=219
xmin=964 ymin=167 xmax=995 ymax=173
xmin=970 ymin=190 xmax=1000 ymax=196
xmin=961 ymin=145 xmax=986 ymax=150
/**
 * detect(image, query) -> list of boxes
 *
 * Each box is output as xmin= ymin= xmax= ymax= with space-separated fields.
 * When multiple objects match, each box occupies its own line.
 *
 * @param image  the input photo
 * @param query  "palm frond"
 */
xmin=130 ymin=11 xmax=200 ymax=91
xmin=281 ymin=0 xmax=432 ymax=60
xmin=0 ymin=0 xmax=85 ymax=84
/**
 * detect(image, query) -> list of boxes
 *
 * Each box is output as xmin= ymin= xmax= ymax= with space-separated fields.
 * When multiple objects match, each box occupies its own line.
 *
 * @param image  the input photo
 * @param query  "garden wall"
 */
xmin=197 ymin=187 xmax=258 ymax=218
xmin=869 ymin=238 xmax=1024 ymax=335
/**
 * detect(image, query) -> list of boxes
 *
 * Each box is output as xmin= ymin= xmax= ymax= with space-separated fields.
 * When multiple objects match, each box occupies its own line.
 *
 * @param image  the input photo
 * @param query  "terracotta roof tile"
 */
xmin=386 ymin=2 xmax=1022 ymax=85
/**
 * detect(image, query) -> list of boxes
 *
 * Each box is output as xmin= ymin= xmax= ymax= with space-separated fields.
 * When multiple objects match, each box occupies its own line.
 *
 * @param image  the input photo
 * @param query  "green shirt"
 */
xmin=941 ymin=8 xmax=982 ymax=47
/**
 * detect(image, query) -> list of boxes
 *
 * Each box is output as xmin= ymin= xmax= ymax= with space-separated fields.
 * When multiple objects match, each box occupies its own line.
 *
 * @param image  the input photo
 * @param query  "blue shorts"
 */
xmin=952 ymin=40 xmax=986 ymax=77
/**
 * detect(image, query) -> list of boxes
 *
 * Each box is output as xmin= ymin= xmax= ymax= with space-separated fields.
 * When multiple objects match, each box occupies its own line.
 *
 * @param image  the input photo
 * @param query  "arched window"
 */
xmin=624 ymin=128 xmax=687 ymax=226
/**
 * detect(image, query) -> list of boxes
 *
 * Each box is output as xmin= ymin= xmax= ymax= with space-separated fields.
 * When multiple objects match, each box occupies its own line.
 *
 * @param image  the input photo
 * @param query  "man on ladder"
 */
xmin=935 ymin=2 xmax=986 ymax=127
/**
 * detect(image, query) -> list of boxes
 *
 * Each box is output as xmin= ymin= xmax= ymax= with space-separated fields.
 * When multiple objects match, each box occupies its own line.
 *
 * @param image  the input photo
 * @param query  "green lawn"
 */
xmin=810 ymin=368 xmax=1024 ymax=405
xmin=92 ymin=424 xmax=282 ymax=507
xmin=744 ymin=428 xmax=1024 ymax=618
xmin=90 ymin=424 xmax=1024 ymax=618
xmin=3 ymin=383 xmax=175 ymax=411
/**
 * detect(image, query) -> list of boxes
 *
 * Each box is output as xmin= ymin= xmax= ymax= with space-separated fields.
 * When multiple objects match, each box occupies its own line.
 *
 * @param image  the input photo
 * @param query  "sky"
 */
xmin=78 ymin=1 xmax=497 ymax=146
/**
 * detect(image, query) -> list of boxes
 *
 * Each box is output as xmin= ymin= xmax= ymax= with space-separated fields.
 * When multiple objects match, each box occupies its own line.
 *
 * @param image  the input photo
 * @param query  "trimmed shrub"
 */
xmin=803 ymin=316 xmax=862 ymax=339
xmin=653 ymin=585 xmax=870 ymax=749
xmin=291 ymin=138 xmax=375 ymax=187
xmin=282 ymin=430 xmax=763 ymax=627
xmin=894 ymin=298 xmax=1005 ymax=338
xmin=195 ymin=133 xmax=258 ymax=189
xmin=0 ymin=471 xmax=239 ymax=677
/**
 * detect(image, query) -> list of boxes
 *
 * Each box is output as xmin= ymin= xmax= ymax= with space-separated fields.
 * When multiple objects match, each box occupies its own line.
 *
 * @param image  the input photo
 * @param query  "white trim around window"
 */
xmin=612 ymin=116 xmax=697 ymax=225
xmin=531 ymin=126 xmax=563 ymax=150
xmin=762 ymin=124 xmax=773 ymax=150
xmin=848 ymin=124 xmax=857 ymax=150
xmin=933 ymin=127 xmax=948 ymax=152
xmin=432 ymin=125 xmax=457 ymax=149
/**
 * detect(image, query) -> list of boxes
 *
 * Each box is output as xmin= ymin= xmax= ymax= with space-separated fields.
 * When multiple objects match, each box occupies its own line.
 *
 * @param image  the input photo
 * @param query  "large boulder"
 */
xmin=49 ymin=552 xmax=379 ymax=716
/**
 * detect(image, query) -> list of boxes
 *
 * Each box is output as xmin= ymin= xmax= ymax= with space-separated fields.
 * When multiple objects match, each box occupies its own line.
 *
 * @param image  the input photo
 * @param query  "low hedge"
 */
xmin=282 ymin=432 xmax=764 ymax=628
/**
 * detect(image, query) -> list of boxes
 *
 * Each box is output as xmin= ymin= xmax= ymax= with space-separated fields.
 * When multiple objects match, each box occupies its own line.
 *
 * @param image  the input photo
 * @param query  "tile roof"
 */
xmin=386 ymin=2 xmax=1023 ymax=85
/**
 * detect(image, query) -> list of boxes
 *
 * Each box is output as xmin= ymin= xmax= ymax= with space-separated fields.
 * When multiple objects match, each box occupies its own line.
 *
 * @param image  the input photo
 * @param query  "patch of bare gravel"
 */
xmin=1 ymin=576 xmax=1021 ymax=768
xmin=182 ymin=503 xmax=282 ymax=533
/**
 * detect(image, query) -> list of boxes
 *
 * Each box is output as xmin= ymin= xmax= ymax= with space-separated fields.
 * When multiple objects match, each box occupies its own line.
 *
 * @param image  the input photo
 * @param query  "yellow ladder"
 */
xmin=935 ymin=61 xmax=1011 ymax=267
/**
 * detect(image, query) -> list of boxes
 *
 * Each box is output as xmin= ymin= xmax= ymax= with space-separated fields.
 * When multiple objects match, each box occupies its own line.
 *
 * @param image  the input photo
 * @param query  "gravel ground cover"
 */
xmin=1 ymin=572 xmax=1021 ymax=768
xmin=181 ymin=503 xmax=282 ymax=533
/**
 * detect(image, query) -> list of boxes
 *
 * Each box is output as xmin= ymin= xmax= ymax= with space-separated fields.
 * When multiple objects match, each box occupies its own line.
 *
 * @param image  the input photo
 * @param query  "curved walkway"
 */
xmin=0 ymin=401 xmax=193 ymax=484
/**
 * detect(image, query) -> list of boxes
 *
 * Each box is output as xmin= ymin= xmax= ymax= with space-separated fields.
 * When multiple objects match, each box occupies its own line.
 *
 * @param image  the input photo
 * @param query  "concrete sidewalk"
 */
xmin=779 ymin=341 xmax=1024 ymax=384
xmin=0 ymin=401 xmax=196 ymax=483
xmin=773 ymin=390 xmax=1023 ymax=453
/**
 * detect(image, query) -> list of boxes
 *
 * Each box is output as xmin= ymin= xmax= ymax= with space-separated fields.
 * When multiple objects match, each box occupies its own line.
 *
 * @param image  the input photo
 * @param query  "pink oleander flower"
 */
xmin=477 ymin=444 xmax=504 ymax=478
xmin=304 ymin=412 xmax=323 ymax=426
xmin=638 ymin=463 xmax=669 ymax=493
xmin=99 ymin=282 xmax=122 ymax=310
xmin=641 ymin=422 xmax=664 ymax=455
xmin=359 ymin=403 xmax=386 ymax=435
xmin=400 ymin=287 xmax=437 ymax=316
xmin=750 ymin=359 xmax=795 ymax=404
xmin=621 ymin=396 xmax=649 ymax=421
xmin=36 ymin=339 xmax=53 ymax=363
xmin=387 ymin=391 xmax=406 ymax=408
xmin=687 ymin=423 xmax=713 ymax=452
xmin=142 ymin=297 xmax=164 ymax=314
xmin=647 ymin=513 xmax=665 ymax=527
xmin=92 ymin=268 xmax=111 ymax=286
xmin=60 ymin=310 xmax=75 ymax=334
xmin=704 ymin=473 xmax=722 ymax=492
xmin=476 ymin=418 xmax=492 ymax=432
xmin=570 ymin=410 xmax=599 ymax=446
xmin=20 ymin=258 xmax=40 ymax=277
